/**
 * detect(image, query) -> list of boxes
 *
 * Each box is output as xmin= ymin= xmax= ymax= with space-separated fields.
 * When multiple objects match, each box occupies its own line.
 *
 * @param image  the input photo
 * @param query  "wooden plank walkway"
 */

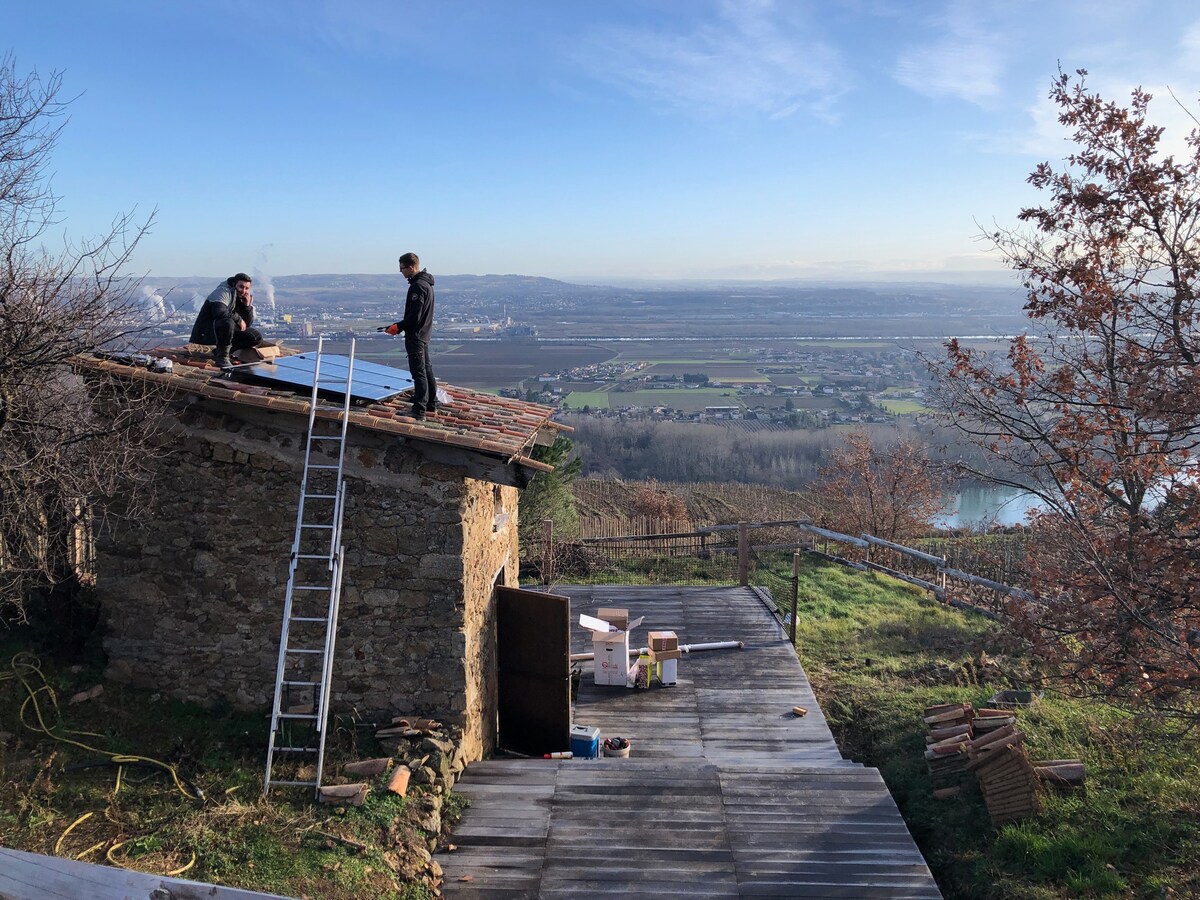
xmin=0 ymin=845 xmax=296 ymax=900
xmin=438 ymin=585 xmax=942 ymax=898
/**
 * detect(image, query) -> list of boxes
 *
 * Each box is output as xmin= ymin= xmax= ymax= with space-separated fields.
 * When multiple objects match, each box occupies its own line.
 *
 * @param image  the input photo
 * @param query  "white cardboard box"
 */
xmin=593 ymin=630 xmax=631 ymax=685
xmin=579 ymin=613 xmax=645 ymax=686
xmin=656 ymin=658 xmax=678 ymax=686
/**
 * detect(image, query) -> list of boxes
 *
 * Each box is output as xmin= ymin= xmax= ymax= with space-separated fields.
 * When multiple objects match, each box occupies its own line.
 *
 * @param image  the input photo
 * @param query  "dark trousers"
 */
xmin=405 ymin=336 xmax=437 ymax=412
xmin=214 ymin=319 xmax=262 ymax=354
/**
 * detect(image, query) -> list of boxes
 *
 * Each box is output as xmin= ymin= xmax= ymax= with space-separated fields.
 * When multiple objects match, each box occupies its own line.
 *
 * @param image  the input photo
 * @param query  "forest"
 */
xmin=564 ymin=414 xmax=996 ymax=487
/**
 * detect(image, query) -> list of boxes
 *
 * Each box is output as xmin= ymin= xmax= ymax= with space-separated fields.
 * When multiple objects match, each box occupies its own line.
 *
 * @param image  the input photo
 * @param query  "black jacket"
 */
xmin=190 ymin=277 xmax=254 ymax=344
xmin=398 ymin=270 xmax=435 ymax=342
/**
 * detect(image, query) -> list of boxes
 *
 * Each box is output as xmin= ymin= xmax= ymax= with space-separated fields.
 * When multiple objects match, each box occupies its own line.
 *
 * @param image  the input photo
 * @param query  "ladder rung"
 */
xmin=305 ymin=493 xmax=337 ymax=499
xmin=296 ymin=553 xmax=331 ymax=560
xmin=309 ymin=465 xmax=339 ymax=470
xmin=301 ymin=524 xmax=334 ymax=530
xmin=310 ymin=436 xmax=341 ymax=441
xmin=289 ymin=616 xmax=326 ymax=623
xmin=269 ymin=779 xmax=320 ymax=788
xmin=283 ymin=680 xmax=321 ymax=687
xmin=287 ymin=648 xmax=324 ymax=655
xmin=278 ymin=712 xmax=319 ymax=720
xmin=273 ymin=747 xmax=320 ymax=754
xmin=294 ymin=586 xmax=331 ymax=591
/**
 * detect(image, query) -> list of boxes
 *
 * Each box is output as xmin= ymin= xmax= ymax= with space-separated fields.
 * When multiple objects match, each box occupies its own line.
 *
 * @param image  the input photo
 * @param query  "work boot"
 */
xmin=212 ymin=348 xmax=234 ymax=370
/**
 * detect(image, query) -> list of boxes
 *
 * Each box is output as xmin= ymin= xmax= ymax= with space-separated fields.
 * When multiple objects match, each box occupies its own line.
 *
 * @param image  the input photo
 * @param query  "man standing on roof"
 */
xmin=190 ymin=272 xmax=263 ymax=370
xmin=385 ymin=252 xmax=437 ymax=420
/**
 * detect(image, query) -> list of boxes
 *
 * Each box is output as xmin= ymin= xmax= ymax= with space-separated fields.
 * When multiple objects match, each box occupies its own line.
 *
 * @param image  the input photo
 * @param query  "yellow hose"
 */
xmin=166 ymin=851 xmax=197 ymax=876
xmin=6 ymin=653 xmax=199 ymax=799
xmin=4 ymin=654 xmax=204 ymax=879
xmin=54 ymin=811 xmax=94 ymax=856
xmin=75 ymin=841 xmax=106 ymax=860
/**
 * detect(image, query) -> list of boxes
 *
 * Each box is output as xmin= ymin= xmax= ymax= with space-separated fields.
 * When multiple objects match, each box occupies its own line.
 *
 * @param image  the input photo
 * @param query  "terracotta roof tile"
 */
xmin=73 ymin=345 xmax=565 ymax=473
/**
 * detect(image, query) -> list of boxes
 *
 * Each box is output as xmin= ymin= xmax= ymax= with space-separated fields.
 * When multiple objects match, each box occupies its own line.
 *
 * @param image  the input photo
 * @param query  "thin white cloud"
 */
xmin=893 ymin=3 xmax=1005 ymax=104
xmin=1012 ymin=75 xmax=1199 ymax=160
xmin=570 ymin=0 xmax=848 ymax=120
xmin=1180 ymin=21 xmax=1200 ymax=74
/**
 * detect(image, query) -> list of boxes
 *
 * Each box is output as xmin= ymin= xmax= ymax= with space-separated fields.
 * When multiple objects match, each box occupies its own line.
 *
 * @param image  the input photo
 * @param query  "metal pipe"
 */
xmin=570 ymin=640 xmax=743 ymax=662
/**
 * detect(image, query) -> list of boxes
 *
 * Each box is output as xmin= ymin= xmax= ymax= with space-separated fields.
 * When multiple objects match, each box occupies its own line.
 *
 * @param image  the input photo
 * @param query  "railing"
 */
xmin=523 ymin=519 xmax=1031 ymax=639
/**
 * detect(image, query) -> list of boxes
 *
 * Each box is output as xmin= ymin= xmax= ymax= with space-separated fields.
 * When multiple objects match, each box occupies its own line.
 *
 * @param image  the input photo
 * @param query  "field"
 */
xmin=639 ymin=363 xmax=771 ymax=382
xmin=880 ymin=399 xmax=929 ymax=414
xmin=561 ymin=391 xmax=611 ymax=409
xmin=293 ymin=337 xmax=618 ymax=392
xmin=284 ymin=336 xmax=933 ymax=423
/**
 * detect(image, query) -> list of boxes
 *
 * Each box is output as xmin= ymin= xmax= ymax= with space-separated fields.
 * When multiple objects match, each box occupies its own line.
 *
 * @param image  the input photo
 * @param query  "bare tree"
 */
xmin=927 ymin=69 xmax=1200 ymax=713
xmin=1 ymin=55 xmax=165 ymax=642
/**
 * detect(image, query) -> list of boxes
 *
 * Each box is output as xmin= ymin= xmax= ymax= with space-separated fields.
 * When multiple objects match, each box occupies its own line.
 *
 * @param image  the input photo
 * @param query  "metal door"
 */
xmin=496 ymin=586 xmax=571 ymax=757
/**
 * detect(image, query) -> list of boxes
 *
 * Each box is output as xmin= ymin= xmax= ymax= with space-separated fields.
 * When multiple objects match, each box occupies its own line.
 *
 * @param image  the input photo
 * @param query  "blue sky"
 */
xmin=7 ymin=0 xmax=1200 ymax=283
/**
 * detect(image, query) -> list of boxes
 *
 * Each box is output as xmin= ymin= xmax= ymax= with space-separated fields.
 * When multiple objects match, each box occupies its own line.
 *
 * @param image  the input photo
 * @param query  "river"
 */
xmin=936 ymin=484 xmax=1046 ymax=530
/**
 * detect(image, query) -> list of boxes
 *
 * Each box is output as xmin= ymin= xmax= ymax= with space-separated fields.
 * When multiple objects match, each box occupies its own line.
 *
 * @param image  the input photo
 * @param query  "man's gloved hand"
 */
xmin=385 ymin=323 xmax=401 ymax=335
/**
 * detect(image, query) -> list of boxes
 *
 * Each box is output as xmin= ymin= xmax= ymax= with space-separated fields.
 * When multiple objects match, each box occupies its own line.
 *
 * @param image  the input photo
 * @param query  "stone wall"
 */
xmin=98 ymin=397 xmax=519 ymax=763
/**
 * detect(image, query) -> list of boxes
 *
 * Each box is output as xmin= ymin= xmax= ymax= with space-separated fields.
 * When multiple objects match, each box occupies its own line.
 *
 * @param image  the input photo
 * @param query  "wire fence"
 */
xmin=521 ymin=519 xmax=1031 ymax=631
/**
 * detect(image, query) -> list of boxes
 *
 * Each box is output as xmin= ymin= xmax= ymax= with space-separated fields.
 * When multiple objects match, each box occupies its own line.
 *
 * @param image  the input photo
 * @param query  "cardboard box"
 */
xmin=596 ymin=608 xmax=629 ymax=631
xmin=579 ymin=612 xmax=645 ymax=686
xmin=236 ymin=341 xmax=282 ymax=363
xmin=592 ymin=630 xmax=631 ymax=685
xmin=569 ymin=724 xmax=600 ymax=758
xmin=655 ymin=658 xmax=678 ymax=686
xmin=649 ymin=647 xmax=681 ymax=662
xmin=631 ymin=652 xmax=652 ymax=689
xmin=648 ymin=631 xmax=678 ymax=651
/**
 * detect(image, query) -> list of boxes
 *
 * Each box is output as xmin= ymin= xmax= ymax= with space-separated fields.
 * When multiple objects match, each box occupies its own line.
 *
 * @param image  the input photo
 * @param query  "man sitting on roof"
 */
xmin=190 ymin=272 xmax=263 ymax=370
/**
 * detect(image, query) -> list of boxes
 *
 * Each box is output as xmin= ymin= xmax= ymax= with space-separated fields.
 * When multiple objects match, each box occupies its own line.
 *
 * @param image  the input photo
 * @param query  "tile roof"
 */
xmin=74 ymin=345 xmax=567 ymax=473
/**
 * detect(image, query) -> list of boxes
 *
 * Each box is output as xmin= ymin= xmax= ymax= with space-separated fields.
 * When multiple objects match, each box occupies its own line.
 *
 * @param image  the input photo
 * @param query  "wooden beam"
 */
xmin=942 ymin=566 xmax=1033 ymax=600
xmin=861 ymin=534 xmax=945 ymax=566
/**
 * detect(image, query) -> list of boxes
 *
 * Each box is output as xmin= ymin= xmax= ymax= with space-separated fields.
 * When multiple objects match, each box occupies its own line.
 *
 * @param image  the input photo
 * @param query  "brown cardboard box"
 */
xmin=648 ymin=631 xmax=678 ymax=651
xmin=236 ymin=341 xmax=282 ymax=363
xmin=649 ymin=647 xmax=681 ymax=662
xmin=596 ymin=608 xmax=629 ymax=631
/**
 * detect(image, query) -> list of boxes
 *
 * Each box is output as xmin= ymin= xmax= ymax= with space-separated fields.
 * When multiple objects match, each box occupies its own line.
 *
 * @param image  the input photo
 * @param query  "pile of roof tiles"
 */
xmin=923 ymin=700 xmax=1085 ymax=824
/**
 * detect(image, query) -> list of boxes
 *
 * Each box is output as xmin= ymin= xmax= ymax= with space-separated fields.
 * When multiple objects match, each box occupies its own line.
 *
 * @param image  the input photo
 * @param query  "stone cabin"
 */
xmin=74 ymin=346 xmax=564 ymax=763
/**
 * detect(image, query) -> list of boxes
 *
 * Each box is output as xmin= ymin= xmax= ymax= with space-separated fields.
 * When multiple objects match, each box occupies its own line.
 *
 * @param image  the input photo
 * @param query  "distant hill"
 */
xmin=144 ymin=272 xmax=629 ymax=312
xmin=141 ymin=272 xmax=1031 ymax=336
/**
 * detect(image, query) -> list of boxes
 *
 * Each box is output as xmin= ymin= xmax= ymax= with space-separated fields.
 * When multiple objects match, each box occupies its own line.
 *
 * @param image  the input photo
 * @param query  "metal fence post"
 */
xmin=738 ymin=521 xmax=749 ymax=586
xmin=790 ymin=551 xmax=800 ymax=645
xmin=542 ymin=518 xmax=554 ymax=586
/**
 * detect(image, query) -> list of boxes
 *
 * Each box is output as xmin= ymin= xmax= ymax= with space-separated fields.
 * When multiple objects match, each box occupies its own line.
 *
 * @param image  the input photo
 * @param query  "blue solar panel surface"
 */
xmin=244 ymin=352 xmax=413 ymax=402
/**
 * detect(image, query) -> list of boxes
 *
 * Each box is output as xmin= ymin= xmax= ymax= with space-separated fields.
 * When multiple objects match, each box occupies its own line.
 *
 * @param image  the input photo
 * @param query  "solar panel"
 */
xmin=242 ymin=352 xmax=413 ymax=403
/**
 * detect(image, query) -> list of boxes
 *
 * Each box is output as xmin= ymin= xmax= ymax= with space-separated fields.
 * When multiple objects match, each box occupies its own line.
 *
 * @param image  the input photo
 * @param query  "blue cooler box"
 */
xmin=569 ymin=724 xmax=600 ymax=759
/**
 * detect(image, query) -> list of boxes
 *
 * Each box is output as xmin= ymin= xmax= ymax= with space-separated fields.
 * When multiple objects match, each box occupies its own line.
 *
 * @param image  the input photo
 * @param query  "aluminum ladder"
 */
xmin=264 ymin=335 xmax=357 ymax=798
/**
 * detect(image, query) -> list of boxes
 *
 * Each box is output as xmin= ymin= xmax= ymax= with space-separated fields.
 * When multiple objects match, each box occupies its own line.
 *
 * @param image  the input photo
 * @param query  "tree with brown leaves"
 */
xmin=813 ymin=428 xmax=946 ymax=543
xmin=1 ymin=55 xmax=165 ymax=645
xmin=929 ymin=68 xmax=1200 ymax=714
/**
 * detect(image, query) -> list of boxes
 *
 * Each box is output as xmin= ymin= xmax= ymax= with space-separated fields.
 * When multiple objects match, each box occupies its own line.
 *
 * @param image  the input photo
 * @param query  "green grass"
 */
xmin=562 ymin=391 xmax=611 ymax=409
xmin=788 ymin=555 xmax=1200 ymax=900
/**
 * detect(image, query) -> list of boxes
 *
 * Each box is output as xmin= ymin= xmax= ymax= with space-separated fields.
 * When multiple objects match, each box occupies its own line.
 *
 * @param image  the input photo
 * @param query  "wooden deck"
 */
xmin=438 ymin=585 xmax=942 ymax=898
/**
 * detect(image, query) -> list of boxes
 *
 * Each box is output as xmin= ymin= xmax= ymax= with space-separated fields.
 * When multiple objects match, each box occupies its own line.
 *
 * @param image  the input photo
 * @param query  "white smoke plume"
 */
xmin=191 ymin=291 xmax=206 ymax=312
xmin=254 ymin=243 xmax=277 ymax=317
xmin=138 ymin=285 xmax=166 ymax=321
